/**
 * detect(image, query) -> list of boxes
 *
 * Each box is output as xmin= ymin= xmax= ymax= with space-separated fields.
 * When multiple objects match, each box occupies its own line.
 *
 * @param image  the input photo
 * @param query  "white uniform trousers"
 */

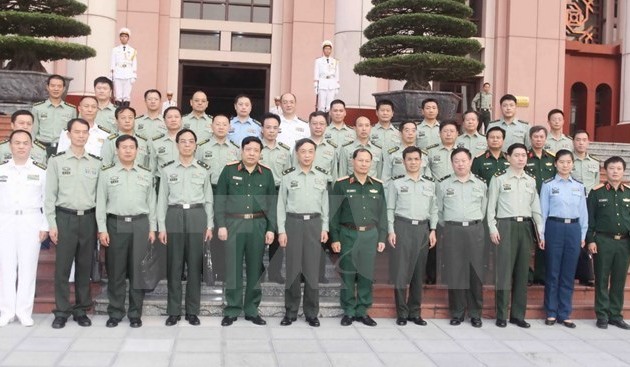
xmin=317 ymin=89 xmax=337 ymax=112
xmin=114 ymin=78 xmax=133 ymax=102
xmin=0 ymin=211 xmax=42 ymax=321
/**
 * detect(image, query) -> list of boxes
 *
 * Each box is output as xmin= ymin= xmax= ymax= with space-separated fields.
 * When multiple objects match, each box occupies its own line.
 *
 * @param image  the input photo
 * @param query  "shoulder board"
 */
xmin=387 ymin=146 xmax=400 ymax=154
xmin=197 ymin=160 xmax=210 ymax=170
xmin=107 ymin=133 xmax=119 ymax=140
xmin=371 ymin=141 xmax=382 ymax=149
xmin=489 ymin=119 xmax=500 ymax=124
xmin=135 ymin=133 xmax=147 ymax=141
xmin=51 ymin=151 xmax=66 ymax=158
xmin=88 ymin=153 xmax=102 ymax=161
xmin=590 ymin=154 xmax=600 ymax=162
xmin=592 ymin=183 xmax=605 ymax=190
xmin=282 ymin=167 xmax=296 ymax=176
xmin=438 ymin=174 xmax=451 ymax=182
xmin=525 ymin=171 xmax=535 ymax=179
xmin=278 ymin=142 xmax=291 ymax=150
xmin=136 ymin=114 xmax=145 ymax=119
xmin=63 ymin=101 xmax=76 ymax=108
xmin=314 ymin=166 xmax=329 ymax=175
xmin=33 ymin=101 xmax=45 ymax=106
xmin=0 ymin=139 xmax=7 ymax=145
xmin=566 ymin=135 xmax=573 ymax=140
xmin=33 ymin=140 xmax=46 ymax=149
xmin=298 ymin=117 xmax=307 ymax=123
xmin=208 ymin=114 xmax=214 ymax=120
xmin=98 ymin=125 xmax=111 ymax=134
xmin=544 ymin=149 xmax=555 ymax=157
xmin=392 ymin=174 xmax=405 ymax=180
xmin=138 ymin=164 xmax=151 ymax=172
xmin=252 ymin=119 xmax=261 ymax=127
xmin=226 ymin=161 xmax=239 ymax=166
xmin=543 ymin=177 xmax=554 ymax=184
xmin=494 ymin=169 xmax=506 ymax=177
xmin=473 ymin=174 xmax=486 ymax=183
xmin=624 ymin=184 xmax=630 ymax=190
xmin=426 ymin=143 xmax=440 ymax=150
xmin=336 ymin=176 xmax=350 ymax=182
xmin=33 ymin=161 xmax=47 ymax=170
xmin=197 ymin=138 xmax=211 ymax=146
xmin=0 ymin=161 xmax=7 ymax=166
xmin=421 ymin=149 xmax=428 ymax=155
xmin=153 ymin=133 xmax=165 ymax=141
xmin=371 ymin=176 xmax=383 ymax=183
xmin=101 ymin=163 xmax=115 ymax=171
xmin=230 ymin=140 xmax=239 ymax=148
xmin=161 ymin=160 xmax=174 ymax=168
xmin=342 ymin=140 xmax=354 ymax=147
xmin=475 ymin=151 xmax=486 ymax=158
xmin=519 ymin=120 xmax=529 ymax=125
xmin=326 ymin=139 xmax=338 ymax=148
xmin=422 ymin=175 xmax=435 ymax=182
xmin=573 ymin=177 xmax=583 ymax=184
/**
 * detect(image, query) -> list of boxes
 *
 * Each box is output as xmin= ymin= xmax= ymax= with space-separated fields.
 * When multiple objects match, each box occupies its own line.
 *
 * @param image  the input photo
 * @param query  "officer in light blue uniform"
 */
xmin=228 ymin=94 xmax=262 ymax=146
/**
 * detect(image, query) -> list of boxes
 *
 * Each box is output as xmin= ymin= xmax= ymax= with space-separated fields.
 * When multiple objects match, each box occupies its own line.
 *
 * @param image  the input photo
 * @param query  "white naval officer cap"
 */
xmin=322 ymin=40 xmax=333 ymax=48
xmin=119 ymin=27 xmax=131 ymax=36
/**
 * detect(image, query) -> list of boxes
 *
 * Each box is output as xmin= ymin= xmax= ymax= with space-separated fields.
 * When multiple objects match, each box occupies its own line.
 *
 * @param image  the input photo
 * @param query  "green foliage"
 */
xmin=354 ymin=0 xmax=484 ymax=90
xmin=0 ymin=0 xmax=94 ymax=71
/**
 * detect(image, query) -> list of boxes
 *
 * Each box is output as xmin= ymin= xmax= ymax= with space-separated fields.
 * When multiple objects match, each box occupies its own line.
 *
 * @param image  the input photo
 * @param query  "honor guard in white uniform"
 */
xmin=56 ymin=96 xmax=110 ymax=157
xmin=314 ymin=40 xmax=339 ymax=112
xmin=110 ymin=28 xmax=137 ymax=106
xmin=277 ymin=93 xmax=309 ymax=147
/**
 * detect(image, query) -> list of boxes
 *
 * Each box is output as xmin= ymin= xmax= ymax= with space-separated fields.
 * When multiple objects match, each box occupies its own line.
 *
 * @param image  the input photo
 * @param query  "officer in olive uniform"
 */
xmin=330 ymin=148 xmax=387 ymax=327
xmin=0 ymin=110 xmax=47 ymax=165
xmin=93 ymin=77 xmax=117 ymax=132
xmin=387 ymin=146 xmax=437 ymax=326
xmin=151 ymin=107 xmax=182 ymax=178
xmin=32 ymin=74 xmax=77 ymax=157
xmin=278 ymin=138 xmax=329 ymax=327
xmin=157 ymin=129 xmax=213 ymax=327
xmin=437 ymin=148 xmax=487 ymax=328
xmin=456 ymin=111 xmax=487 ymax=157
xmin=325 ymin=100 xmax=355 ymax=147
xmin=371 ymin=100 xmax=401 ymax=152
xmin=487 ymin=143 xmax=543 ymax=328
xmin=135 ymin=89 xmax=167 ymax=139
xmin=471 ymin=127 xmax=510 ymax=185
xmin=426 ymin=121 xmax=458 ymax=181
xmin=100 ymin=106 xmax=153 ymax=169
xmin=586 ymin=156 xmax=630 ymax=330
xmin=416 ymin=99 xmax=441 ymax=150
xmin=486 ymin=94 xmax=530 ymax=150
xmin=182 ymin=91 xmax=213 ymax=141
xmin=215 ymin=136 xmax=277 ymax=327
xmin=545 ymin=109 xmax=573 ymax=154
xmin=338 ymin=116 xmax=383 ymax=179
xmin=45 ymin=118 xmax=102 ymax=329
xmin=382 ymin=121 xmax=430 ymax=184
xmin=300 ymin=111 xmax=339 ymax=184
xmin=96 ymin=135 xmax=157 ymax=328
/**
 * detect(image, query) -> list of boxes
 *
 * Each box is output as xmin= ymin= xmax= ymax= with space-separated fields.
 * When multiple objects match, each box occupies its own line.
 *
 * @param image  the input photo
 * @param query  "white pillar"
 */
xmin=619 ymin=0 xmax=630 ymax=123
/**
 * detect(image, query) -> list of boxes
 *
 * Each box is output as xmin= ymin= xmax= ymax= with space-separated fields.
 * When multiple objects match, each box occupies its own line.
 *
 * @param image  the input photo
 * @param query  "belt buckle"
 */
xmin=51 ymin=142 xmax=57 ymax=148
xmin=358 ymin=226 xmax=366 ymax=231
xmin=124 ymin=217 xmax=132 ymax=222
xmin=564 ymin=219 xmax=571 ymax=224
xmin=462 ymin=221 xmax=469 ymax=227
xmin=411 ymin=220 xmax=419 ymax=225
xmin=183 ymin=204 xmax=190 ymax=209
xmin=614 ymin=234 xmax=622 ymax=240
xmin=77 ymin=210 xmax=85 ymax=216
xmin=516 ymin=217 xmax=523 ymax=222
xmin=304 ymin=215 xmax=311 ymax=220
xmin=244 ymin=214 xmax=253 ymax=219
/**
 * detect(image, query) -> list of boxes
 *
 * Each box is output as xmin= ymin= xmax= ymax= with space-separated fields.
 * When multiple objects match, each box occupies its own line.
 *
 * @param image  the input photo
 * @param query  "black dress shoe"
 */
xmin=560 ymin=320 xmax=576 ymax=329
xmin=165 ymin=315 xmax=180 ymax=326
xmin=450 ymin=317 xmax=463 ymax=326
xmin=340 ymin=315 xmax=353 ymax=326
xmin=185 ymin=314 xmax=200 ymax=326
xmin=245 ymin=315 xmax=267 ymax=325
xmin=608 ymin=319 xmax=630 ymax=330
xmin=73 ymin=315 xmax=92 ymax=327
xmin=221 ymin=316 xmax=237 ymax=326
xmin=471 ymin=318 xmax=482 ymax=328
xmin=495 ymin=319 xmax=507 ymax=328
xmin=106 ymin=317 xmax=120 ymax=328
xmin=355 ymin=315 xmax=377 ymax=326
xmin=280 ymin=316 xmax=296 ymax=326
xmin=509 ymin=318 xmax=530 ymax=328
xmin=51 ymin=316 xmax=67 ymax=329
xmin=596 ymin=319 xmax=608 ymax=329
xmin=408 ymin=317 xmax=427 ymax=326
xmin=545 ymin=318 xmax=556 ymax=326
xmin=396 ymin=317 xmax=407 ymax=326
xmin=305 ymin=317 xmax=320 ymax=327
xmin=129 ymin=318 xmax=142 ymax=328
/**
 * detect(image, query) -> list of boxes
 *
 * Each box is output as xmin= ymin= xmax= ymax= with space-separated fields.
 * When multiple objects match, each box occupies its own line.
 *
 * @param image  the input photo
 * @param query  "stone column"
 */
xmin=619 ymin=0 xmax=630 ymax=123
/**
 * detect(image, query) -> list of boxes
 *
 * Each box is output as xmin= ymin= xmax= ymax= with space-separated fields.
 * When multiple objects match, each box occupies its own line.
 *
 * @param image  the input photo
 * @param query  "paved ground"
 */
xmin=1 ymin=315 xmax=630 ymax=366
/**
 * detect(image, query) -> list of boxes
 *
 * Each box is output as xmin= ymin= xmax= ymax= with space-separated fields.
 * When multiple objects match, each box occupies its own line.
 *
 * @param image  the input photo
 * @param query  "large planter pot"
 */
xmin=0 ymin=70 xmax=72 ymax=115
xmin=373 ymin=90 xmax=461 ymax=124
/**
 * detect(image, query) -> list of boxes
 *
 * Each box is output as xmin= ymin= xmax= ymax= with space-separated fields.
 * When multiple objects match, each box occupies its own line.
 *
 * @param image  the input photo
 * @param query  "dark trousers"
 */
xmin=443 ymin=222 xmax=484 ymax=319
xmin=223 ymin=217 xmax=266 ymax=317
xmin=267 ymin=234 xmax=284 ymax=279
xmin=593 ymin=236 xmax=630 ymax=321
xmin=543 ymin=220 xmax=580 ymax=320
xmin=105 ymin=215 xmax=148 ymax=319
xmin=339 ymin=226 xmax=378 ymax=317
xmin=479 ymin=109 xmax=492 ymax=133
xmin=575 ymin=248 xmax=594 ymax=282
xmin=53 ymin=209 xmax=97 ymax=318
xmin=533 ymin=246 xmax=546 ymax=283
xmin=392 ymin=219 xmax=429 ymax=319
xmin=165 ymin=206 xmax=206 ymax=316
xmin=210 ymin=189 xmax=225 ymax=280
xmin=284 ymin=215 xmax=322 ymax=318
xmin=495 ymin=220 xmax=533 ymax=320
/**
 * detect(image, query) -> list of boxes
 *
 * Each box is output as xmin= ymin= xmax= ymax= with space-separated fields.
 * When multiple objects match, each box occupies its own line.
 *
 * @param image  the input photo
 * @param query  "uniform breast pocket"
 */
xmin=191 ymin=177 xmax=205 ymax=187
xmin=422 ymin=190 xmax=434 ymax=198
xmin=597 ymin=200 xmax=609 ymax=209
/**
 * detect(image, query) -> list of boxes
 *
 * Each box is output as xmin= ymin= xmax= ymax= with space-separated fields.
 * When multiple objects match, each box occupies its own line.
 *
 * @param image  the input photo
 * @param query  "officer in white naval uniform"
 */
xmin=314 ymin=40 xmax=339 ymax=112
xmin=110 ymin=28 xmax=137 ymax=106
xmin=0 ymin=130 xmax=48 ymax=327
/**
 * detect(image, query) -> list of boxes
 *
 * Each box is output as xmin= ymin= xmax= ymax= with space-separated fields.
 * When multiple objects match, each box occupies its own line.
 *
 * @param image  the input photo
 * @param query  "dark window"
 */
xmin=570 ymin=82 xmax=587 ymax=134
xmin=182 ymin=0 xmax=272 ymax=23
xmin=468 ymin=0 xmax=483 ymax=37
xmin=595 ymin=83 xmax=612 ymax=127
xmin=180 ymin=31 xmax=221 ymax=50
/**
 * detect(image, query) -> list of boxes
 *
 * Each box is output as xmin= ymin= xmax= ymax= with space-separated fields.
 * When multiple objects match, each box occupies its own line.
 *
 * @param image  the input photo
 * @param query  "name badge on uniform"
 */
xmin=432 ymin=155 xmax=440 ymax=162
xmin=545 ymin=162 xmax=553 ymax=166
xmin=232 ymin=176 xmax=242 ymax=181
xmin=204 ymin=151 xmax=213 ymax=159
xmin=158 ymin=147 xmax=166 ymax=154
xmin=137 ymin=123 xmax=144 ymax=130
xmin=324 ymin=133 xmax=332 ymax=139
xmin=502 ymin=184 xmax=512 ymax=191
xmin=247 ymin=128 xmax=256 ymax=133
xmin=169 ymin=174 xmax=180 ymax=183
xmin=551 ymin=187 xmax=560 ymax=195
xmin=418 ymin=132 xmax=425 ymax=137
xmin=483 ymin=162 xmax=492 ymax=166
xmin=445 ymin=188 xmax=455 ymax=197
xmin=290 ymin=180 xmax=299 ymax=188
xmin=0 ymin=175 xmax=7 ymax=183
xmin=544 ymin=144 xmax=551 ymax=150
xmin=599 ymin=198 xmax=608 ymax=203
xmin=394 ymin=158 xmax=402 ymax=164
xmin=296 ymin=127 xmax=304 ymax=133
xmin=110 ymin=176 xmax=120 ymax=185
xmin=27 ymin=174 xmax=39 ymax=181
xmin=346 ymin=189 xmax=356 ymax=193
xmin=624 ymin=198 xmax=630 ymax=203
xmin=400 ymin=186 xmax=409 ymax=193
xmin=369 ymin=189 xmax=378 ymax=194
xmin=62 ymin=167 xmax=72 ymax=176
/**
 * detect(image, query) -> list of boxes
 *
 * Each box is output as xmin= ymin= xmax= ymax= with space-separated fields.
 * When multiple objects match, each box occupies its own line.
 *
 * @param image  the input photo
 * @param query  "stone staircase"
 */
xmin=588 ymin=141 xmax=630 ymax=181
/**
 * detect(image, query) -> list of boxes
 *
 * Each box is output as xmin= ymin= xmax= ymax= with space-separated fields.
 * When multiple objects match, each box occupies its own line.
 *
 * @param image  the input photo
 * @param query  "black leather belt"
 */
xmin=548 ymin=217 xmax=579 ymax=224
xmin=56 ymin=207 xmax=95 ymax=216
xmin=480 ymin=108 xmax=490 ymax=111
xmin=445 ymin=220 xmax=482 ymax=227
xmin=287 ymin=213 xmax=321 ymax=220
xmin=394 ymin=216 xmax=428 ymax=225
xmin=226 ymin=212 xmax=265 ymax=219
xmin=107 ymin=213 xmax=148 ymax=222
xmin=499 ymin=216 xmax=531 ymax=222
xmin=342 ymin=223 xmax=375 ymax=232
xmin=598 ymin=232 xmax=629 ymax=240
xmin=39 ymin=141 xmax=57 ymax=147
xmin=168 ymin=203 xmax=203 ymax=209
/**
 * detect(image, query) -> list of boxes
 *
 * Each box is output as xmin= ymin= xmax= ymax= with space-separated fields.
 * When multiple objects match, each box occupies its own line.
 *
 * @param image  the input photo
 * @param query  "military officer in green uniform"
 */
xmin=437 ymin=148 xmax=487 ymax=328
xmin=339 ymin=116 xmax=383 ymax=179
xmin=135 ymin=89 xmax=166 ymax=138
xmin=151 ymin=106 xmax=182 ymax=177
xmin=416 ymin=98 xmax=441 ymax=150
xmin=486 ymin=94 xmax=530 ymax=150
xmin=96 ymin=135 xmax=157 ymax=328
xmin=387 ymin=146 xmax=437 ymax=326
xmin=157 ymin=129 xmax=213 ymax=326
xmin=324 ymin=99 xmax=355 ymax=147
xmin=331 ymin=148 xmax=387 ymax=327
xmin=278 ymin=138 xmax=329 ymax=327
xmin=426 ymin=120 xmax=458 ymax=181
xmin=215 ymin=136 xmax=277 ymax=327
xmin=100 ymin=106 xmax=153 ymax=169
xmin=572 ymin=130 xmax=600 ymax=194
xmin=487 ymin=143 xmax=543 ymax=328
xmin=545 ymin=109 xmax=573 ymax=154
xmin=182 ymin=91 xmax=213 ymax=141
xmin=587 ymin=156 xmax=630 ymax=330
xmin=456 ymin=111 xmax=487 ymax=156
xmin=45 ymin=118 xmax=102 ymax=329
xmin=0 ymin=110 xmax=47 ymax=165
xmin=471 ymin=127 xmax=510 ymax=184
xmin=300 ymin=111 xmax=339 ymax=183
xmin=93 ymin=77 xmax=117 ymax=132
xmin=382 ymin=121 xmax=429 ymax=184
xmin=31 ymin=74 xmax=77 ymax=157
xmin=370 ymin=100 xmax=401 ymax=152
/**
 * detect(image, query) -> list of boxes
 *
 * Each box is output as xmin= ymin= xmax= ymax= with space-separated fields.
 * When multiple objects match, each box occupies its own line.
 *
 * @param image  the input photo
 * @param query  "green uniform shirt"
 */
xmin=572 ymin=154 xmax=601 ymax=194
xmin=44 ymin=150 xmax=102 ymax=229
xmin=330 ymin=174 xmax=387 ymax=243
xmin=437 ymin=173 xmax=487 ymax=223
xmin=214 ymin=161 xmax=277 ymax=232
xmin=195 ymin=137 xmax=240 ymax=185
xmin=456 ymin=132 xmax=487 ymax=157
xmin=426 ymin=143 xmax=455 ymax=181
xmin=156 ymin=159 xmax=214 ymax=230
xmin=150 ymin=133 xmax=179 ymax=175
xmin=381 ymin=145 xmax=430 ymax=184
xmin=486 ymin=168 xmax=543 ymax=235
xmin=95 ymin=103 xmax=117 ymax=132
xmin=292 ymin=139 xmax=339 ymax=183
xmin=338 ymin=140 xmax=383 ymax=179
xmin=100 ymin=132 xmax=153 ymax=169
xmin=135 ymin=114 xmax=166 ymax=138
xmin=31 ymin=99 xmax=77 ymax=143
xmin=277 ymin=166 xmax=330 ymax=233
xmin=182 ymin=113 xmax=213 ymax=141
xmin=545 ymin=134 xmax=573 ymax=154
xmin=370 ymin=123 xmax=401 ymax=152
xmin=586 ymin=182 xmax=630 ymax=243
xmin=486 ymin=119 xmax=530 ymax=151
xmin=471 ymin=150 xmax=510 ymax=185
xmin=0 ymin=139 xmax=47 ymax=165
xmin=324 ymin=123 xmax=355 ymax=147
xmin=386 ymin=174 xmax=438 ymax=233
xmin=525 ymin=149 xmax=556 ymax=192
xmin=416 ymin=120 xmax=440 ymax=150
xmin=96 ymin=163 xmax=157 ymax=232
xmin=260 ymin=140 xmax=292 ymax=186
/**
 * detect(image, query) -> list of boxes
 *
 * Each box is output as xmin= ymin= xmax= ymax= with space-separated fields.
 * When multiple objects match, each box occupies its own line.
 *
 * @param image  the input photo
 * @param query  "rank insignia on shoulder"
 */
xmin=230 ymin=140 xmax=240 ymax=148
xmin=33 ymin=101 xmax=45 ymax=106
xmin=138 ymin=164 xmax=151 ymax=172
xmin=422 ymin=175 xmax=435 ymax=182
xmin=438 ymin=174 xmax=451 ymax=182
xmin=426 ymin=143 xmax=440 ymax=150
xmin=543 ymin=177 xmax=554 ymax=184
xmin=278 ymin=142 xmax=291 ymax=150
xmin=326 ymin=139 xmax=338 ymax=148
xmin=342 ymin=140 xmax=354 ymax=147
xmin=525 ymin=171 xmax=535 ymax=179
xmin=107 ymin=133 xmax=119 ymax=140
xmin=88 ymin=153 xmax=102 ymax=160
xmin=336 ymin=176 xmax=349 ymax=182
xmin=63 ymin=101 xmax=76 ymax=108
xmin=388 ymin=146 xmax=400 ymax=154
xmin=33 ymin=161 xmax=47 ymax=170
xmin=371 ymin=141 xmax=382 ymax=149
xmin=253 ymin=119 xmax=261 ymax=126
xmin=0 ymin=139 xmax=7 ymax=145
xmin=258 ymin=162 xmax=271 ymax=170
xmin=197 ymin=160 xmax=210 ymax=170
xmin=314 ymin=166 xmax=329 ymax=175
xmin=590 ymin=154 xmax=600 ymax=162
xmin=153 ymin=133 xmax=165 ymax=141
xmin=136 ymin=133 xmax=147 ymax=141
xmin=283 ymin=167 xmax=296 ymax=175
xmin=371 ymin=176 xmax=383 ymax=183
xmin=473 ymin=174 xmax=486 ymax=183
xmin=101 ymin=163 xmax=115 ymax=170
xmin=135 ymin=114 xmax=145 ymax=119
xmin=161 ymin=160 xmax=174 ymax=168
xmin=33 ymin=140 xmax=46 ymax=149
xmin=392 ymin=174 xmax=405 ymax=180
xmin=51 ymin=151 xmax=66 ymax=158
xmin=197 ymin=138 xmax=211 ymax=146
xmin=494 ymin=169 xmax=506 ymax=177
xmin=519 ymin=120 xmax=530 ymax=125
xmin=98 ymin=125 xmax=112 ymax=134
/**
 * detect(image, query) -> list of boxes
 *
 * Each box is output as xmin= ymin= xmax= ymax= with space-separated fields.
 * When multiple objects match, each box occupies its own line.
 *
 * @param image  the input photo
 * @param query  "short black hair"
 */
xmin=330 ymin=99 xmax=346 ymax=110
xmin=507 ymin=143 xmax=528 ymax=156
xmin=163 ymin=106 xmax=182 ymax=119
xmin=8 ymin=129 xmax=32 ymax=143
xmin=529 ymin=125 xmax=547 ymax=138
xmin=421 ymin=98 xmax=439 ymax=109
xmin=500 ymin=94 xmax=517 ymax=105
xmin=604 ymin=156 xmax=626 ymax=170
xmin=309 ymin=110 xmax=327 ymax=121
xmin=261 ymin=112 xmax=281 ymax=127
xmin=352 ymin=148 xmax=372 ymax=160
xmin=211 ymin=114 xmax=230 ymax=124
xmin=144 ymin=89 xmax=162 ymax=99
xmin=398 ymin=121 xmax=416 ymax=132
xmin=93 ymin=76 xmax=113 ymax=89
xmin=486 ymin=126 xmax=506 ymax=139
xmin=295 ymin=138 xmax=316 ymax=151
xmin=11 ymin=110 xmax=33 ymax=123
xmin=241 ymin=136 xmax=263 ymax=150
xmin=115 ymin=134 xmax=138 ymax=149
xmin=47 ymin=74 xmax=66 ymax=87
xmin=176 ymin=128 xmax=197 ymax=143
xmin=547 ymin=108 xmax=564 ymax=120
xmin=462 ymin=110 xmax=479 ymax=120
xmin=572 ymin=129 xmax=589 ymax=139
xmin=402 ymin=146 xmax=422 ymax=160
xmin=67 ymin=118 xmax=90 ymax=131
xmin=115 ymin=106 xmax=136 ymax=119
xmin=451 ymin=147 xmax=471 ymax=161
xmin=234 ymin=94 xmax=251 ymax=104
xmin=376 ymin=99 xmax=394 ymax=111
xmin=439 ymin=120 xmax=458 ymax=132
xmin=554 ymin=149 xmax=573 ymax=163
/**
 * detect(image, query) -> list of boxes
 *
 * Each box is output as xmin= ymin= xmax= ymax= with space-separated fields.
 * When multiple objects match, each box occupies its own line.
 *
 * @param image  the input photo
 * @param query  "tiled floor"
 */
xmin=1 ymin=315 xmax=630 ymax=366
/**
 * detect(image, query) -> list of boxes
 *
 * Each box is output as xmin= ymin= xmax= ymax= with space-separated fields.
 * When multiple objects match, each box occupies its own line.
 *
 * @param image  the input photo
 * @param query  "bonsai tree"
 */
xmin=0 ymin=0 xmax=96 ymax=71
xmin=354 ymin=0 xmax=484 ymax=90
